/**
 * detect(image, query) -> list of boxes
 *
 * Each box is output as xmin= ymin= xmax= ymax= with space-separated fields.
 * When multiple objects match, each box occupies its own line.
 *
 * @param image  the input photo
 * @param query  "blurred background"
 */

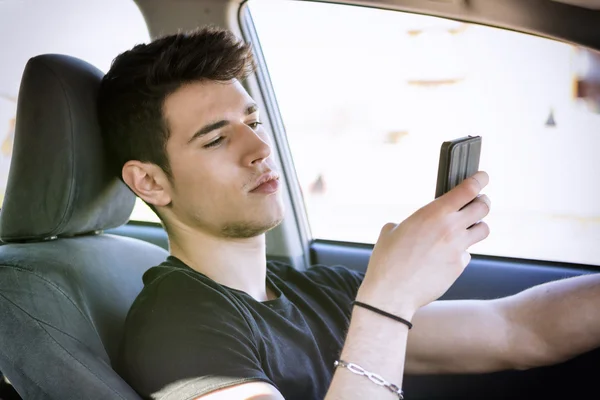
xmin=1 ymin=0 xmax=599 ymax=266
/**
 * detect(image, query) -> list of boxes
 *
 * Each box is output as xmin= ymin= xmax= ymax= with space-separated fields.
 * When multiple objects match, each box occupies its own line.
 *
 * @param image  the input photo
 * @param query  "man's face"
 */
xmin=161 ymin=79 xmax=284 ymax=238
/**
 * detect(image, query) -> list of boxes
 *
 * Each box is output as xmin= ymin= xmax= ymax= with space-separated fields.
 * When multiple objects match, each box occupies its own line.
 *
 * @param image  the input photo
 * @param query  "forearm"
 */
xmin=325 ymin=304 xmax=411 ymax=399
xmin=505 ymin=273 xmax=600 ymax=368
xmin=405 ymin=299 xmax=514 ymax=374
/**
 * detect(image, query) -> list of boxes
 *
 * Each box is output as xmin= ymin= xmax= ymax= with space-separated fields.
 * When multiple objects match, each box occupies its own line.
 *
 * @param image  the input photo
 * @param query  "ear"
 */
xmin=122 ymin=160 xmax=172 ymax=207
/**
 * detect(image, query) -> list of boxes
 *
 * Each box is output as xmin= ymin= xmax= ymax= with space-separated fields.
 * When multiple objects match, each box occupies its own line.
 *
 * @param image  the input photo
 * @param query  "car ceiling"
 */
xmin=553 ymin=0 xmax=600 ymax=9
xmin=135 ymin=0 xmax=600 ymax=51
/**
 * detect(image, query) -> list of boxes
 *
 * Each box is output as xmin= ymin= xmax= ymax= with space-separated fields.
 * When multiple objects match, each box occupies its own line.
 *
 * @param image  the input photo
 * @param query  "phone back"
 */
xmin=435 ymin=136 xmax=482 ymax=199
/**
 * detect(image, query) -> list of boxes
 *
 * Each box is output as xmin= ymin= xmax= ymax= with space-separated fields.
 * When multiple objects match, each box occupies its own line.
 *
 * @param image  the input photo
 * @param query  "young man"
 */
xmin=98 ymin=27 xmax=600 ymax=400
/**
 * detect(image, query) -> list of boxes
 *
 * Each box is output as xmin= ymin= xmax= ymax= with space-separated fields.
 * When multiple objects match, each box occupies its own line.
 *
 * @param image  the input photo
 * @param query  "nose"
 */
xmin=240 ymin=125 xmax=272 ymax=166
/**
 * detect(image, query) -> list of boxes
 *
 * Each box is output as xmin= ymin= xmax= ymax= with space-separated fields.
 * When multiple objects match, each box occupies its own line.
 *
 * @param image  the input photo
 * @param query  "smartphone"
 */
xmin=435 ymin=135 xmax=482 ymax=199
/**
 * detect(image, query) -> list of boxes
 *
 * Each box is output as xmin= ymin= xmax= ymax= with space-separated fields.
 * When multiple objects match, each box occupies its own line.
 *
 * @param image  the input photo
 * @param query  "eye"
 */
xmin=203 ymin=136 xmax=225 ymax=148
xmin=248 ymin=121 xmax=263 ymax=130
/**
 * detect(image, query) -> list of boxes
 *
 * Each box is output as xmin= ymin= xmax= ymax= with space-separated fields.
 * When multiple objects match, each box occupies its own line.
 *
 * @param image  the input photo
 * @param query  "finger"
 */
xmin=439 ymin=171 xmax=489 ymax=211
xmin=458 ymin=194 xmax=491 ymax=228
xmin=463 ymin=221 xmax=490 ymax=248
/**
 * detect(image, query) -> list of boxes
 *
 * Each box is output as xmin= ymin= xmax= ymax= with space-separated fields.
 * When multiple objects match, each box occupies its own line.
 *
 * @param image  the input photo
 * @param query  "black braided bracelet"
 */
xmin=352 ymin=301 xmax=413 ymax=329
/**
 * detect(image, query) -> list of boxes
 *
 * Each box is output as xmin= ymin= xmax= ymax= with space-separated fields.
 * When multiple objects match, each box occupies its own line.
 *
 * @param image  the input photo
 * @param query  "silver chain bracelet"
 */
xmin=334 ymin=360 xmax=404 ymax=399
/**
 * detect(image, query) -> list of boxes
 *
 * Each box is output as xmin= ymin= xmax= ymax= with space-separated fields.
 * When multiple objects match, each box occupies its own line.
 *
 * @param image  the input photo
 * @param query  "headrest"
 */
xmin=0 ymin=54 xmax=135 ymax=242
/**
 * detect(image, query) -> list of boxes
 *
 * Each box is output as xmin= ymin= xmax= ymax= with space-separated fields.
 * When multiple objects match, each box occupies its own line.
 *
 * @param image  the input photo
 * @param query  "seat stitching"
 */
xmin=0 ymin=346 xmax=53 ymax=399
xmin=37 ymin=322 xmax=129 ymax=400
xmin=0 ymin=292 xmax=129 ymax=399
xmin=0 ymin=291 xmax=107 ymax=361
xmin=0 ymin=264 xmax=107 ymax=346
xmin=36 ymin=59 xmax=78 ymax=237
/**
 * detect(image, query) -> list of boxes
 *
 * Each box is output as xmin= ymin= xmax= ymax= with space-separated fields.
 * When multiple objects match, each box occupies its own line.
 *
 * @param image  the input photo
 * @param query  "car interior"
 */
xmin=0 ymin=0 xmax=599 ymax=399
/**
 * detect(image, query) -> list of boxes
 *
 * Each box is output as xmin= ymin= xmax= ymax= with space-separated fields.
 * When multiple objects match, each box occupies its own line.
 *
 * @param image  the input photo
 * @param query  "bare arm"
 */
xmin=502 ymin=273 xmax=600 ymax=367
xmin=193 ymin=381 xmax=285 ymax=400
xmin=405 ymin=299 xmax=516 ymax=374
xmin=404 ymin=273 xmax=600 ymax=375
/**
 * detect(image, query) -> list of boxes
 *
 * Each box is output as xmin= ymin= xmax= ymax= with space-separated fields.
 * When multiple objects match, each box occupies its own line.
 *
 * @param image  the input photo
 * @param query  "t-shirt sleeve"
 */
xmin=120 ymin=271 xmax=275 ymax=400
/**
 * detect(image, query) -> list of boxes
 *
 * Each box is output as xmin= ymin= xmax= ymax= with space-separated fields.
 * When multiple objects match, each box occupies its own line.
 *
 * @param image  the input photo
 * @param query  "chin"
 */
xmin=220 ymin=213 xmax=284 ymax=239
xmin=218 ymin=198 xmax=285 ymax=238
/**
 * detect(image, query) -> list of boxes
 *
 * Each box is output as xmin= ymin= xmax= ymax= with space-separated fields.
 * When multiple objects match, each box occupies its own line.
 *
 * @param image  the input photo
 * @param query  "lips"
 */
xmin=249 ymin=172 xmax=280 ymax=194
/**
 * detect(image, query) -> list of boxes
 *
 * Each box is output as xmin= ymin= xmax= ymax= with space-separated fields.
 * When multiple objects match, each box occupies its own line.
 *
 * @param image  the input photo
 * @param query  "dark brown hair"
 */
xmin=97 ymin=26 xmax=256 ymax=179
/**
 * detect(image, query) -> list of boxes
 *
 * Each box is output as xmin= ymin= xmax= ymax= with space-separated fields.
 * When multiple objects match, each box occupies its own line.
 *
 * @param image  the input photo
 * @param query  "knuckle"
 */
xmin=476 ymin=199 xmax=490 ymax=215
xmin=439 ymin=221 xmax=456 ymax=240
xmin=477 ymin=194 xmax=491 ymax=211
xmin=381 ymin=222 xmax=396 ymax=233
xmin=465 ymin=177 xmax=481 ymax=197
xmin=470 ymin=221 xmax=490 ymax=241
xmin=462 ymin=251 xmax=472 ymax=266
xmin=480 ymin=222 xmax=491 ymax=239
xmin=451 ymin=249 xmax=467 ymax=266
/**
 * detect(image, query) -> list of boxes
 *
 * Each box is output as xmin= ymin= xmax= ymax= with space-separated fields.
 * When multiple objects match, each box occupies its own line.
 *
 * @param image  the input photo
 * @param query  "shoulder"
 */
xmin=139 ymin=257 xmax=234 ymax=304
xmin=120 ymin=259 xmax=259 ymax=387
xmin=120 ymin=292 xmax=269 ymax=397
xmin=126 ymin=258 xmax=249 ymax=334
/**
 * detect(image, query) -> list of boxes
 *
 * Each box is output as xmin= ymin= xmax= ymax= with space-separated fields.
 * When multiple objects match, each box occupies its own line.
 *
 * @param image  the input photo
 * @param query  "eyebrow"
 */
xmin=187 ymin=103 xmax=259 ymax=144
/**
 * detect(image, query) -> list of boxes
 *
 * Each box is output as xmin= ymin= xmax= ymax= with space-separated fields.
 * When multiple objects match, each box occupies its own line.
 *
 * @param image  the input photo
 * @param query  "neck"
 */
xmin=167 ymin=222 xmax=272 ymax=302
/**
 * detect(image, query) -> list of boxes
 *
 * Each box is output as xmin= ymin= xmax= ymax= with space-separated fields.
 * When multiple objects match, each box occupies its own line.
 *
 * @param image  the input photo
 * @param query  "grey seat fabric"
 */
xmin=0 ymin=54 xmax=168 ymax=400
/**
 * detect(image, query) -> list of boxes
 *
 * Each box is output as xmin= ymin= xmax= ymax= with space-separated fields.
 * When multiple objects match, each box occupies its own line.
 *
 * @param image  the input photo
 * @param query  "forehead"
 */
xmin=163 ymin=79 xmax=254 ymax=138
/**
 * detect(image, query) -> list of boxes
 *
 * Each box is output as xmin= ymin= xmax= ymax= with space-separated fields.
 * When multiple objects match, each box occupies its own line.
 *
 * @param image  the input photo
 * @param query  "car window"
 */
xmin=248 ymin=0 xmax=600 ymax=266
xmin=0 ymin=0 xmax=159 ymax=223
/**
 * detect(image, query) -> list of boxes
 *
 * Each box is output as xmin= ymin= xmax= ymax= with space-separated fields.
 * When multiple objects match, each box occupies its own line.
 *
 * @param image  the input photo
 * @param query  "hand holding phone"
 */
xmin=359 ymin=139 xmax=489 ymax=318
xmin=435 ymin=136 xmax=482 ymax=199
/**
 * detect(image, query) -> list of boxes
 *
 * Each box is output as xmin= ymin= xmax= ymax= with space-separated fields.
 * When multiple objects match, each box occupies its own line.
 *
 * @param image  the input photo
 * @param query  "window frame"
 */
xmin=239 ymin=0 xmax=600 ymax=268
xmin=237 ymin=2 xmax=314 ymax=269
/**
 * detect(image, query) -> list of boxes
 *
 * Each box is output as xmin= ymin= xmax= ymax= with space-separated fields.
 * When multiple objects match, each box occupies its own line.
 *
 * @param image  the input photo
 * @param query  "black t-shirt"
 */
xmin=118 ymin=256 xmax=365 ymax=400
